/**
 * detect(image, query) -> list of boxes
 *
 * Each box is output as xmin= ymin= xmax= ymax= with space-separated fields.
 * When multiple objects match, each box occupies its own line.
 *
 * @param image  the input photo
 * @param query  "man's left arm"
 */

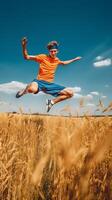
xmin=59 ymin=56 xmax=82 ymax=65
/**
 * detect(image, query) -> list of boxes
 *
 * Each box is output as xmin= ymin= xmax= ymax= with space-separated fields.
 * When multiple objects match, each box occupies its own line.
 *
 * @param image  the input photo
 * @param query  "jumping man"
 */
xmin=16 ymin=38 xmax=82 ymax=112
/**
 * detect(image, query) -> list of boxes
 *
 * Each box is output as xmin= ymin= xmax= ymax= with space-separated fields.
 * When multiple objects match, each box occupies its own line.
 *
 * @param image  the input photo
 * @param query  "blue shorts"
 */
xmin=32 ymin=79 xmax=66 ymax=97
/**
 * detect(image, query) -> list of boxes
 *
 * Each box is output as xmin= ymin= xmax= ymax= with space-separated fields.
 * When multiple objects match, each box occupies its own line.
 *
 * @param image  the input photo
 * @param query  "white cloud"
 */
xmin=66 ymin=87 xmax=81 ymax=93
xmin=101 ymin=95 xmax=107 ymax=99
xmin=84 ymin=94 xmax=93 ymax=100
xmin=95 ymin=56 xmax=103 ymax=61
xmin=0 ymin=81 xmax=27 ymax=94
xmin=93 ymin=58 xmax=112 ymax=67
xmin=90 ymin=91 xmax=99 ymax=96
xmin=73 ymin=93 xmax=83 ymax=99
xmin=73 ymin=93 xmax=93 ymax=100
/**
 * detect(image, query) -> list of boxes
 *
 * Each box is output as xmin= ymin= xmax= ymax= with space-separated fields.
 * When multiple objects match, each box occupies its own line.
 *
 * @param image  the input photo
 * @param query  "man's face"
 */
xmin=49 ymin=49 xmax=58 ymax=58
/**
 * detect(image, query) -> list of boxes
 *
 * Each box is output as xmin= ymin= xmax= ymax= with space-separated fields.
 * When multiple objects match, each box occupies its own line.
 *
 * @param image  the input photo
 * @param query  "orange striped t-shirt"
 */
xmin=35 ymin=54 xmax=62 ymax=82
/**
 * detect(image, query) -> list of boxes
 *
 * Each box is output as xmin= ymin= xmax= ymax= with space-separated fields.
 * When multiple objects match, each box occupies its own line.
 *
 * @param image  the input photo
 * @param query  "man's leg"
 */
xmin=16 ymin=82 xmax=39 ymax=98
xmin=46 ymin=89 xmax=74 ymax=112
xmin=53 ymin=89 xmax=73 ymax=104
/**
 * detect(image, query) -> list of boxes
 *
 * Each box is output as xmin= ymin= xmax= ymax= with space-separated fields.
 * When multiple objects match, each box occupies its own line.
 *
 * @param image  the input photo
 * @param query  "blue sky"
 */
xmin=0 ymin=0 xmax=112 ymax=115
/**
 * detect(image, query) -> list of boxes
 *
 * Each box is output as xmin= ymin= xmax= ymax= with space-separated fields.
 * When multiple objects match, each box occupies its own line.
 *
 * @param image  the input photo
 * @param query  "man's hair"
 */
xmin=47 ymin=41 xmax=59 ymax=50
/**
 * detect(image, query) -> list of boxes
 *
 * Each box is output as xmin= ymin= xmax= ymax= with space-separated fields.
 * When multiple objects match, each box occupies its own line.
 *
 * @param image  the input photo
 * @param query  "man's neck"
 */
xmin=49 ymin=54 xmax=56 ymax=59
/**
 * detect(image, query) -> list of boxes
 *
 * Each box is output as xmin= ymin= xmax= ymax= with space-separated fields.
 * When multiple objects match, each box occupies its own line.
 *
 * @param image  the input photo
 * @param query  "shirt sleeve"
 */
xmin=58 ymin=59 xmax=64 ymax=65
xmin=35 ymin=54 xmax=45 ymax=63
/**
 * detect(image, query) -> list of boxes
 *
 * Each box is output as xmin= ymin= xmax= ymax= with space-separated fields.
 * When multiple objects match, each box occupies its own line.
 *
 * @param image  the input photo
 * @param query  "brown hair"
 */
xmin=47 ymin=41 xmax=59 ymax=50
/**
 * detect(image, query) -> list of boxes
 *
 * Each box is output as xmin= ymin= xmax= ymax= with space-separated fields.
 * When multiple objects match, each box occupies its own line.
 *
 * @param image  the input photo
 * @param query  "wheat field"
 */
xmin=0 ymin=113 xmax=112 ymax=200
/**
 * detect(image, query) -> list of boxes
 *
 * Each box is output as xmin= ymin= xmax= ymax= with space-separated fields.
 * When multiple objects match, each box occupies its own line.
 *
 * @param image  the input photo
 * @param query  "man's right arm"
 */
xmin=22 ymin=37 xmax=38 ymax=61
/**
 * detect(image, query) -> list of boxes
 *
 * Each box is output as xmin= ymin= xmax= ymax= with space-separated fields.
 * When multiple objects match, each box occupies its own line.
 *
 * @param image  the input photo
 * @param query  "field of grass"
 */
xmin=0 ymin=113 xmax=112 ymax=200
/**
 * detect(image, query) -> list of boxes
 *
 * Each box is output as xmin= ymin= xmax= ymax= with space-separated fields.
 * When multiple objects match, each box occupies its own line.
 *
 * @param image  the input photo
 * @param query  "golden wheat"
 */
xmin=0 ymin=113 xmax=112 ymax=200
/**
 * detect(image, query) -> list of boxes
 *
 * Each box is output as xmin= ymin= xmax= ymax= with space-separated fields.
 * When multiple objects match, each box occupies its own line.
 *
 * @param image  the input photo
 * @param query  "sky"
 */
xmin=0 ymin=0 xmax=112 ymax=115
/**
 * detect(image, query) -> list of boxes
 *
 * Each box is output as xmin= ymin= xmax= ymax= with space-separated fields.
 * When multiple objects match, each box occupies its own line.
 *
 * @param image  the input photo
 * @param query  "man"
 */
xmin=16 ymin=38 xmax=82 ymax=112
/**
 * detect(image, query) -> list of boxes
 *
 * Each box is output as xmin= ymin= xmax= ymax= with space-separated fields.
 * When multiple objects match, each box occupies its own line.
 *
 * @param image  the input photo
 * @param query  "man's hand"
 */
xmin=22 ymin=37 xmax=28 ymax=46
xmin=74 ymin=56 xmax=82 ymax=61
xmin=21 ymin=37 xmax=37 ymax=61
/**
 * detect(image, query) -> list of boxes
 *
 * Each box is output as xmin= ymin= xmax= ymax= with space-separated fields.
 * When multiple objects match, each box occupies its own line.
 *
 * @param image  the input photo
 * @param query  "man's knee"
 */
xmin=60 ymin=89 xmax=74 ymax=98
xmin=27 ymin=83 xmax=38 ymax=93
xmin=67 ymin=90 xmax=74 ymax=98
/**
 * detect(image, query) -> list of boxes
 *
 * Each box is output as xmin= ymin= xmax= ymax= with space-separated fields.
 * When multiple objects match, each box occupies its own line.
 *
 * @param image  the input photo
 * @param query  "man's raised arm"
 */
xmin=22 ymin=37 xmax=37 ymax=61
xmin=60 ymin=56 xmax=82 ymax=65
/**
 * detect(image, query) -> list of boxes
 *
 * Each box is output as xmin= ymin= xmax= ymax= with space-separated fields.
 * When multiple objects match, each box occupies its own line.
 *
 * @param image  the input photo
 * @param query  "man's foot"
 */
xmin=46 ymin=99 xmax=54 ymax=112
xmin=16 ymin=89 xmax=25 ymax=98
